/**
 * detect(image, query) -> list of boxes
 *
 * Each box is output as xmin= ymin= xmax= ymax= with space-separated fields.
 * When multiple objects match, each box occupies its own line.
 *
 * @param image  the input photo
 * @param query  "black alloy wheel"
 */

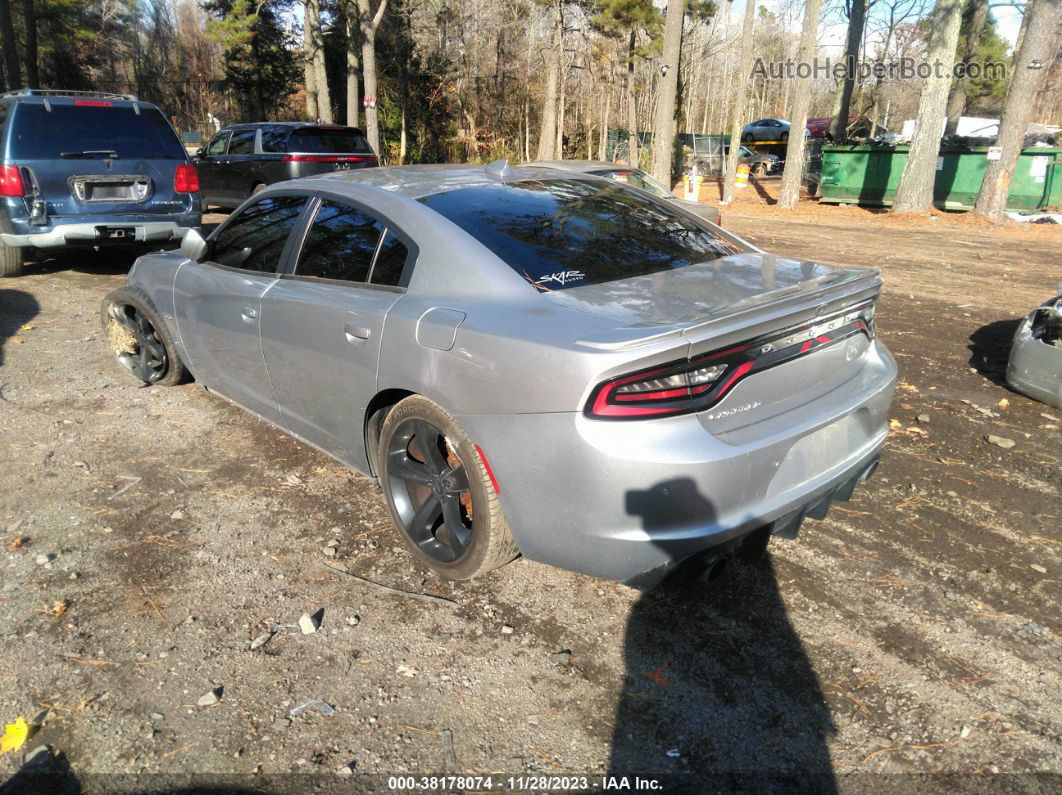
xmin=107 ymin=301 xmax=168 ymax=383
xmin=386 ymin=418 xmax=475 ymax=563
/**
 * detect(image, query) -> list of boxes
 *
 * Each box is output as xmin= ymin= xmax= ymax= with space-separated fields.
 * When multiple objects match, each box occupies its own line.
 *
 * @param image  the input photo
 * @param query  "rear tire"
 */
xmin=742 ymin=132 xmax=754 ymax=143
xmin=100 ymin=286 xmax=188 ymax=386
xmin=378 ymin=395 xmax=518 ymax=580
xmin=0 ymin=240 xmax=27 ymax=277
xmin=780 ymin=131 xmax=789 ymax=142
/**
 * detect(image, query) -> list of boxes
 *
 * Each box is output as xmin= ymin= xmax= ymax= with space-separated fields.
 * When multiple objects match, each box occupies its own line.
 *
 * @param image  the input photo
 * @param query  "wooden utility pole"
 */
xmin=650 ymin=0 xmax=687 ymax=186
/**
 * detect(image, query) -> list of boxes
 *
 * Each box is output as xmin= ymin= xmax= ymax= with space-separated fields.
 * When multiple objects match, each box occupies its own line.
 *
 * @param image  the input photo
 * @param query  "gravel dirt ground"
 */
xmin=0 ymin=203 xmax=1059 ymax=793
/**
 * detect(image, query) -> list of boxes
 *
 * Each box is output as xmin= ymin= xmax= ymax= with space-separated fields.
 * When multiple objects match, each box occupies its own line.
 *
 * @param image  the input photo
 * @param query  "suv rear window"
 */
xmin=288 ymin=128 xmax=372 ymax=154
xmin=420 ymin=179 xmax=737 ymax=291
xmin=9 ymin=103 xmax=186 ymax=160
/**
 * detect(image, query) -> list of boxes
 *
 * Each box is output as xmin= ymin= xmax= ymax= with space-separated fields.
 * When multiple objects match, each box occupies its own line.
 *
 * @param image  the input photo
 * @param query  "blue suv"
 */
xmin=0 ymin=89 xmax=201 ymax=276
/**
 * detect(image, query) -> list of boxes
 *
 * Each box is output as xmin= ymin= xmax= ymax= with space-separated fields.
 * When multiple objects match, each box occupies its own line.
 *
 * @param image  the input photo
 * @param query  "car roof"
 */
xmin=524 ymin=159 xmax=634 ymax=174
xmin=290 ymin=162 xmax=599 ymax=200
xmin=1 ymin=93 xmax=157 ymax=110
xmin=223 ymin=122 xmax=366 ymax=133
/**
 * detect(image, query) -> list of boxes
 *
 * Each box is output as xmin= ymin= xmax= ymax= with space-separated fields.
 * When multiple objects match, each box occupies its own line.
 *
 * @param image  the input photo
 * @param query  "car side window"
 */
xmin=205 ymin=132 xmax=228 ymax=156
xmin=370 ymin=231 xmax=410 ymax=287
xmin=261 ymin=128 xmax=288 ymax=153
xmin=210 ymin=196 xmax=307 ymax=273
xmin=296 ymin=200 xmax=382 ymax=283
xmin=228 ymin=129 xmax=256 ymax=155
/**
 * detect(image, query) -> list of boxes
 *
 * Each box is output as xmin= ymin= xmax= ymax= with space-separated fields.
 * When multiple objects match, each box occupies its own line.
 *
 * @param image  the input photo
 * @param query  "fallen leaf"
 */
xmin=0 ymin=718 xmax=28 ymax=755
xmin=898 ymin=383 xmax=919 ymax=393
xmin=44 ymin=600 xmax=70 ymax=619
xmin=889 ymin=419 xmax=902 ymax=430
xmin=8 ymin=536 xmax=27 ymax=550
xmin=19 ymin=324 xmax=33 ymax=331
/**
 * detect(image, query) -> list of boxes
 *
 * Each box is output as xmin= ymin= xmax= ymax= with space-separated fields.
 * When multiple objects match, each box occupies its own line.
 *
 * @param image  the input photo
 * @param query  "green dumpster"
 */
xmin=818 ymin=144 xmax=1062 ymax=212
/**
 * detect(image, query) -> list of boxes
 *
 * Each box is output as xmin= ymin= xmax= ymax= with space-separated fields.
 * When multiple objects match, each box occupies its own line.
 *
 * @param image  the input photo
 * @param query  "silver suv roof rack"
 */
xmin=1 ymin=88 xmax=139 ymax=101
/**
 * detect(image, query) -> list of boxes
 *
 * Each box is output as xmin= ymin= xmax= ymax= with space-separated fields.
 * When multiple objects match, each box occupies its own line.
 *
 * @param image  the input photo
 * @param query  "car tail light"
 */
xmin=0 ymin=164 xmax=25 ymax=197
xmin=74 ymin=99 xmax=113 ymax=107
xmin=281 ymin=154 xmax=378 ymax=164
xmin=585 ymin=301 xmax=877 ymax=420
xmin=174 ymin=164 xmax=199 ymax=193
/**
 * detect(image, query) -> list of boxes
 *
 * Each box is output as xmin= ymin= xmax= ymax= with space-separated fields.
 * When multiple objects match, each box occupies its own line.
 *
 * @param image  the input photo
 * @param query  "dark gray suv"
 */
xmin=195 ymin=123 xmax=378 ymax=209
xmin=0 ymin=89 xmax=201 ymax=276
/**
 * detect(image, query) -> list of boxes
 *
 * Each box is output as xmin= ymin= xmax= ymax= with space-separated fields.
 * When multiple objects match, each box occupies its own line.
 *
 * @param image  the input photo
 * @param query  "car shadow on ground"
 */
xmin=0 ymin=288 xmax=39 ymax=367
xmin=614 ymin=479 xmax=836 ymax=791
xmin=968 ymin=318 xmax=1021 ymax=385
xmin=26 ymin=247 xmax=155 ymax=278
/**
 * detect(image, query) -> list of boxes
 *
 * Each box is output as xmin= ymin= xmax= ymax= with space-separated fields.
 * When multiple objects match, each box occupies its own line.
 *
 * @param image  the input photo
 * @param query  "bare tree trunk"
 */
xmin=974 ymin=0 xmax=1060 ymax=219
xmin=555 ymin=55 xmax=566 ymax=157
xmin=831 ymin=0 xmax=868 ymax=142
xmin=345 ymin=0 xmax=360 ymax=127
xmin=625 ymin=29 xmax=638 ymax=166
xmin=722 ymin=0 xmax=757 ymax=205
xmin=600 ymin=78 xmax=611 ymax=160
xmin=311 ymin=0 xmax=332 ymax=121
xmin=535 ymin=0 xmax=561 ymax=161
xmin=945 ymin=0 xmax=990 ymax=134
xmin=650 ymin=0 xmax=687 ymax=186
xmin=0 ymin=0 xmax=20 ymax=91
xmin=358 ymin=0 xmax=387 ymax=153
xmin=892 ymin=0 xmax=964 ymax=213
xmin=21 ymin=0 xmax=36 ymax=88
xmin=303 ymin=0 xmax=319 ymax=118
xmin=779 ymin=0 xmax=824 ymax=208
xmin=524 ymin=21 xmax=532 ymax=161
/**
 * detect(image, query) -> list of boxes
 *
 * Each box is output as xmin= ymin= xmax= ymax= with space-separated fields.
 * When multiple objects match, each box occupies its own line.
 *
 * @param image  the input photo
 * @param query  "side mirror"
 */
xmin=194 ymin=147 xmax=205 ymax=159
xmin=181 ymin=227 xmax=209 ymax=262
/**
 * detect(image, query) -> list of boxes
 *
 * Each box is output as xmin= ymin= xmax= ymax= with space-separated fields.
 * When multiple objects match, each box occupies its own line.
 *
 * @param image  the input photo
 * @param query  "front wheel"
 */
xmin=780 ymin=131 xmax=789 ymax=141
xmin=742 ymin=132 xmax=754 ymax=143
xmin=378 ymin=396 xmax=518 ymax=580
xmin=100 ymin=286 xmax=188 ymax=386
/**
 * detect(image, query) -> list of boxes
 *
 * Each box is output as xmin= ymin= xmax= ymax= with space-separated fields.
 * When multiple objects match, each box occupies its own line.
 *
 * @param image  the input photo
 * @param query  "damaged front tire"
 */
xmin=100 ymin=286 xmax=188 ymax=386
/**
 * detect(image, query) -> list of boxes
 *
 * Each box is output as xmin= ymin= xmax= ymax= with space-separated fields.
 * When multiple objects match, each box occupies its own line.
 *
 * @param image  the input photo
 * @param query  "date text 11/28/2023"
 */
xmin=387 ymin=775 xmax=664 ymax=790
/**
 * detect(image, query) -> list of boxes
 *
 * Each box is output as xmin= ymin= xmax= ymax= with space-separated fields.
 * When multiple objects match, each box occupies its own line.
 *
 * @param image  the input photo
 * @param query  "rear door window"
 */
xmin=370 ymin=232 xmax=410 ymax=287
xmin=227 ymin=129 xmax=256 ymax=155
xmin=10 ymin=102 xmax=186 ymax=160
xmin=260 ymin=128 xmax=289 ymax=153
xmin=295 ymin=200 xmax=382 ymax=283
xmin=420 ymin=178 xmax=737 ymax=291
xmin=210 ymin=196 xmax=307 ymax=273
xmin=289 ymin=128 xmax=372 ymax=154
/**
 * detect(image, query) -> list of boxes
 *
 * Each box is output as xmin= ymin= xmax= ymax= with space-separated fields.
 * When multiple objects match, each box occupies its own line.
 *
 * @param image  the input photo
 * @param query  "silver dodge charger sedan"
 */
xmin=101 ymin=162 xmax=896 ymax=584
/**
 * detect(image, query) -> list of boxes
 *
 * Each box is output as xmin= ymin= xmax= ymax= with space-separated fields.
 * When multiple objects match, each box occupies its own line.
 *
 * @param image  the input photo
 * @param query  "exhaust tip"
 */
xmin=860 ymin=458 xmax=880 ymax=482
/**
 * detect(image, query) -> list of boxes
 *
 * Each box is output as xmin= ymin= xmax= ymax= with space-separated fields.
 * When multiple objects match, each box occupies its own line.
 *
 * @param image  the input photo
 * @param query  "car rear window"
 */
xmin=287 ymin=128 xmax=372 ymax=154
xmin=9 ymin=102 xmax=186 ymax=160
xmin=419 ymin=178 xmax=737 ymax=291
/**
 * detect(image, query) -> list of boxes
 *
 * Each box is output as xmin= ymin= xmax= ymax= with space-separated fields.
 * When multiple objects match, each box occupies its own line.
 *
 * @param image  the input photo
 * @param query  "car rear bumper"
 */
xmin=1 ymin=216 xmax=199 ymax=249
xmin=458 ymin=340 xmax=896 ymax=581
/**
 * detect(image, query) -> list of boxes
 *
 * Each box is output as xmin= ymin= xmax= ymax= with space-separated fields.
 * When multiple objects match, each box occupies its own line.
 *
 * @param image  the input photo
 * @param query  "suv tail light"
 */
xmin=174 ymin=164 xmax=199 ymax=193
xmin=281 ymin=154 xmax=378 ymax=164
xmin=586 ymin=302 xmax=876 ymax=420
xmin=0 ymin=164 xmax=25 ymax=197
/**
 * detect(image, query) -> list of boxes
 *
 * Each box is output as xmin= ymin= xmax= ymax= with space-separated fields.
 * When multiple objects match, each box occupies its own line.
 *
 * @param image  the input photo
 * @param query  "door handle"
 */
xmin=241 ymin=305 xmax=257 ymax=323
xmin=344 ymin=323 xmax=370 ymax=342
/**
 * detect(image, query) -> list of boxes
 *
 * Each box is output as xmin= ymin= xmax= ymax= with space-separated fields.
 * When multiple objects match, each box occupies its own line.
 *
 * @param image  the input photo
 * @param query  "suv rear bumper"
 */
xmin=1 ymin=220 xmax=195 ymax=249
